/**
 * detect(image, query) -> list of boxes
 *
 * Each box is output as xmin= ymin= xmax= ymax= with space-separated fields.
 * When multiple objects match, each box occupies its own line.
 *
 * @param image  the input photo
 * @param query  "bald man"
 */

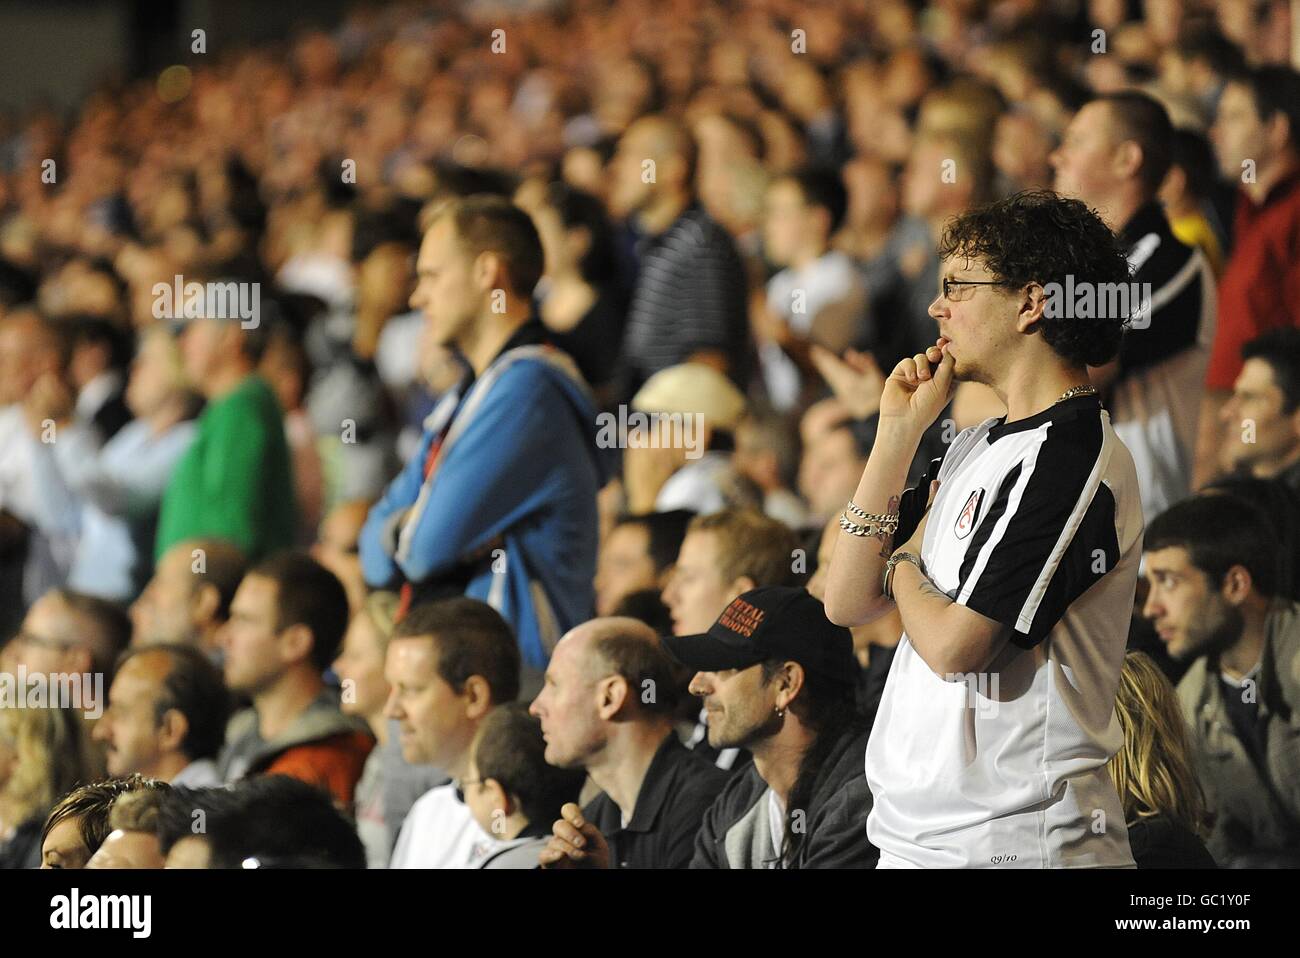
xmin=529 ymin=617 xmax=728 ymax=869
xmin=92 ymin=644 xmax=230 ymax=786
xmin=130 ymin=538 xmax=247 ymax=656
xmin=612 ymin=115 xmax=750 ymax=394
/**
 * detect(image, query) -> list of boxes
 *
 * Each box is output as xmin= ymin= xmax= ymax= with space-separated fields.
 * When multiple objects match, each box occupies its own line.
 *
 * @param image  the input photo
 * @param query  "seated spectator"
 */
xmin=157 ymin=776 xmax=365 ymax=869
xmin=531 ymin=618 xmax=727 ymax=869
xmin=8 ymin=588 xmax=131 ymax=719
xmin=0 ymin=707 xmax=89 ymax=869
xmin=360 ymin=196 xmax=612 ymax=682
xmin=594 ymin=510 xmax=693 ymax=617
xmin=1218 ymin=329 xmax=1300 ymax=493
xmin=93 ymin=644 xmax=230 ymax=787
xmin=332 ymin=591 xmax=399 ymax=867
xmin=216 ymin=552 xmax=373 ymax=806
xmin=85 ymin=781 xmax=172 ymax=869
xmin=757 ymin=167 xmax=866 ymax=412
xmin=732 ymin=411 xmax=811 ymax=530
xmin=663 ymin=509 xmax=801 ymax=768
xmin=797 ymin=420 xmax=869 ymax=525
xmin=664 ymin=588 xmax=876 ymax=868
xmin=28 ymin=324 xmax=199 ymax=602
xmin=156 ymin=310 xmax=297 ymax=562
xmin=1108 ymin=651 xmax=1216 ymax=869
xmin=130 ymin=537 xmax=247 ymax=656
xmin=463 ymin=703 xmax=585 ymax=868
xmin=39 ymin=774 xmax=159 ymax=869
xmin=1203 ymin=476 xmax=1300 ymax=601
xmin=611 ymin=589 xmax=673 ymax=637
xmin=1143 ymin=494 xmax=1300 ymax=865
xmin=385 ymin=598 xmax=520 ymax=868
xmin=311 ymin=498 xmax=374 ymax=615
xmin=624 ymin=363 xmax=753 ymax=516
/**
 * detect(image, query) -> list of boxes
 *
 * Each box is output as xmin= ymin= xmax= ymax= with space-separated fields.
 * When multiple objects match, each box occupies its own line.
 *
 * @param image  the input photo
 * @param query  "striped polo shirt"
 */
xmin=867 ymin=395 xmax=1142 ymax=868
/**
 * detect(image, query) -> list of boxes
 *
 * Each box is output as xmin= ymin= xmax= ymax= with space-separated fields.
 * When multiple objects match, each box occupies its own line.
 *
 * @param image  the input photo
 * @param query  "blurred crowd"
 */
xmin=1 ymin=0 xmax=1300 ymax=870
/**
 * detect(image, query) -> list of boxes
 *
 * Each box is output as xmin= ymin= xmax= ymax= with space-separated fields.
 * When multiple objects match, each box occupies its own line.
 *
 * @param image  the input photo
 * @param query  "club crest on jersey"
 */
xmin=954 ymin=488 xmax=984 ymax=539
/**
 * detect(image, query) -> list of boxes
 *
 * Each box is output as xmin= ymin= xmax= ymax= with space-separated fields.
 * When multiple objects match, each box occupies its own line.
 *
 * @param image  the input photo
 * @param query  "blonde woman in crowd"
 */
xmin=0 ymin=706 xmax=91 ymax=869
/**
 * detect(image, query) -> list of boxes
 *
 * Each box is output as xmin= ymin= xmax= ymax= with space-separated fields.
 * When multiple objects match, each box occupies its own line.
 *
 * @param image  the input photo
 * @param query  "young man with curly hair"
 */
xmin=824 ymin=190 xmax=1143 ymax=868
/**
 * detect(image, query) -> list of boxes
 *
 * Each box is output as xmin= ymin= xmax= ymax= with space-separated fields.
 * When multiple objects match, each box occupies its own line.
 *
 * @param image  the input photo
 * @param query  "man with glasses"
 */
xmin=824 ymin=190 xmax=1143 ymax=868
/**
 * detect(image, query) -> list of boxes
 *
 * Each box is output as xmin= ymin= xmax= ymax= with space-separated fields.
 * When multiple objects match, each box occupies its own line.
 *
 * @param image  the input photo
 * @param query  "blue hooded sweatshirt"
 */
xmin=360 ymin=333 xmax=614 ymax=669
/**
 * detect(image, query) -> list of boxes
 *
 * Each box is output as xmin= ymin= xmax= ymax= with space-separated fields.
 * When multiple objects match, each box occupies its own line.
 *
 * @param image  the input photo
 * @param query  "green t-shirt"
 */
xmin=155 ymin=374 xmax=297 ymax=561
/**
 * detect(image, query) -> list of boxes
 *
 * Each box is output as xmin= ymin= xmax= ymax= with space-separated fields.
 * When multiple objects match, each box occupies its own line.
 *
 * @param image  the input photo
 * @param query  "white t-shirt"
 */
xmin=867 ymin=396 xmax=1140 ymax=868
xmin=390 ymin=783 xmax=500 ymax=868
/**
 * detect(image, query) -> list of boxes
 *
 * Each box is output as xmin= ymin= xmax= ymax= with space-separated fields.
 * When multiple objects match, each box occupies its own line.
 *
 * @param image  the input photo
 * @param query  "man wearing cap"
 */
xmin=622 ymin=362 xmax=749 ymax=516
xmin=156 ymin=311 xmax=296 ymax=563
xmin=666 ymin=587 xmax=876 ymax=869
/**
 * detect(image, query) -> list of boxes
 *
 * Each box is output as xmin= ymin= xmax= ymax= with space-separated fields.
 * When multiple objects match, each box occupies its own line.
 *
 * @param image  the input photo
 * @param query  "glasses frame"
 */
xmin=941 ymin=277 xmax=1017 ymax=301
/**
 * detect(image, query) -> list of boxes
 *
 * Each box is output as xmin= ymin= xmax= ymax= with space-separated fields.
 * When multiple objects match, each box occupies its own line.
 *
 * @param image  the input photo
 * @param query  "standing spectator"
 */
xmin=28 ymin=324 xmax=199 ymax=602
xmin=1142 ymin=494 xmax=1300 ymax=866
xmin=1051 ymin=91 xmax=1216 ymax=519
xmin=825 ymin=191 xmax=1141 ymax=868
xmin=385 ymin=598 xmax=520 ymax=868
xmin=1197 ymin=66 xmax=1300 ymax=487
xmin=360 ymin=196 xmax=611 ymax=679
xmin=1108 ymin=651 xmax=1216 ymax=869
xmin=1159 ymin=128 xmax=1227 ymax=277
xmin=531 ymin=618 xmax=727 ymax=869
xmin=332 ymin=591 xmax=399 ymax=867
xmin=666 ymin=588 xmax=875 ymax=868
xmin=130 ymin=537 xmax=247 ymax=656
xmin=66 ymin=316 xmax=133 ymax=444
xmin=0 ymin=707 xmax=89 ymax=869
xmin=92 ymin=644 xmax=229 ymax=787
xmin=464 ymin=703 xmax=586 ymax=869
xmin=216 ymin=552 xmax=373 ymax=806
xmin=1218 ymin=329 xmax=1300 ymax=493
xmin=156 ymin=311 xmax=297 ymax=563
xmin=615 ymin=116 xmax=750 ymax=394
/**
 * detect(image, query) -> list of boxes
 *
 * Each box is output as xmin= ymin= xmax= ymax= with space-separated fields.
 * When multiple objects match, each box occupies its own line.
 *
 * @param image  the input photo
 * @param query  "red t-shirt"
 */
xmin=1206 ymin=170 xmax=1300 ymax=390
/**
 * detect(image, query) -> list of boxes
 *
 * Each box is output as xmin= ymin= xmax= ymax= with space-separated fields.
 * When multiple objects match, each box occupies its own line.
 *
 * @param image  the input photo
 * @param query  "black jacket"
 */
xmin=690 ymin=723 xmax=877 ymax=869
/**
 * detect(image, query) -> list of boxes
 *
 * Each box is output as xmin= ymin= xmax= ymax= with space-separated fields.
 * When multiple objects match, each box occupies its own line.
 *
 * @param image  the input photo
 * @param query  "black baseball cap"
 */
xmin=662 ymin=587 xmax=858 ymax=685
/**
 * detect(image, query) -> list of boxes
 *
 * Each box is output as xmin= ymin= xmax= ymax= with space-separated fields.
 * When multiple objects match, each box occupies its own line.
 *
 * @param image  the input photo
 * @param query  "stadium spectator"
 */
xmin=312 ymin=498 xmax=375 ymax=616
xmin=531 ymin=618 xmax=726 ymax=869
xmin=664 ymin=588 xmax=875 ymax=868
xmin=66 ymin=316 xmax=133 ymax=444
xmin=85 ymin=782 xmax=173 ymax=869
xmin=731 ymin=411 xmax=810 ymax=530
xmin=0 ymin=707 xmax=89 ymax=869
xmin=332 ymin=590 xmax=399 ymax=867
xmin=594 ymin=510 xmax=693 ymax=617
xmin=359 ymin=196 xmax=612 ymax=681
xmin=92 ymin=644 xmax=229 ymax=787
xmin=130 ymin=537 xmax=247 ymax=656
xmin=1051 ymin=90 xmax=1216 ymax=519
xmin=1159 ymin=127 xmax=1228 ymax=276
xmin=1217 ymin=329 xmax=1300 ymax=493
xmin=384 ymin=598 xmax=520 ymax=868
xmin=39 ymin=774 xmax=159 ymax=869
xmin=156 ymin=312 xmax=297 ymax=562
xmin=216 ymin=552 xmax=372 ymax=806
xmin=1198 ymin=66 xmax=1300 ymax=487
xmin=1142 ymin=494 xmax=1300 ymax=866
xmin=1108 ymin=650 xmax=1216 ymax=869
xmin=463 ymin=703 xmax=585 ymax=868
xmin=825 ymin=190 xmax=1141 ymax=868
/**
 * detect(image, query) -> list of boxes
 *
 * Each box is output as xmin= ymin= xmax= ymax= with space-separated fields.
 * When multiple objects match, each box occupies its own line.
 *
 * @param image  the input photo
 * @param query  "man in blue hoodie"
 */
xmin=360 ymin=195 xmax=611 ymax=688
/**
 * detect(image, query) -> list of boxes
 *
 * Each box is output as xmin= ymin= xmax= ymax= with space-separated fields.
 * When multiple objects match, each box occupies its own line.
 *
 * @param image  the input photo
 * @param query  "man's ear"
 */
xmin=484 ymin=779 xmax=515 ymax=830
xmin=474 ymin=250 xmax=505 ymax=299
xmin=157 ymin=707 xmax=189 ymax=753
xmin=1113 ymin=140 xmax=1143 ymax=183
xmin=1221 ymin=564 xmax=1255 ymax=606
xmin=462 ymin=674 xmax=494 ymax=720
xmin=596 ymin=674 xmax=629 ymax=721
xmin=191 ymin=583 xmax=221 ymax=630
xmin=279 ymin=623 xmax=316 ymax=668
xmin=1016 ymin=282 xmax=1047 ymax=334
xmin=773 ymin=660 xmax=806 ymax=713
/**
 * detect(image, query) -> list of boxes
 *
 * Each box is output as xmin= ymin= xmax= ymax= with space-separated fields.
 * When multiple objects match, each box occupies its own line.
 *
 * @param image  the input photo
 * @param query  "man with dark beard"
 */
xmin=1143 ymin=493 xmax=1300 ymax=866
xmin=665 ymin=587 xmax=876 ymax=868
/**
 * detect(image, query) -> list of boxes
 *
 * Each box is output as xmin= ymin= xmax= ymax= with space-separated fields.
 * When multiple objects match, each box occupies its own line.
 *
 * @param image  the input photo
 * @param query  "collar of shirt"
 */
xmin=984 ymin=393 xmax=1102 ymax=444
xmin=1119 ymin=201 xmax=1169 ymax=247
xmin=75 ymin=370 xmax=124 ymax=421
xmin=620 ymin=732 xmax=689 ymax=834
xmin=453 ymin=316 xmax=551 ymax=396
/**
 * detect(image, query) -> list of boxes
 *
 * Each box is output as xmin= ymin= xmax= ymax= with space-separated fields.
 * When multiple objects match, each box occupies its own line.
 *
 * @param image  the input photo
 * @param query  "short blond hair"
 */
xmin=687 ymin=509 xmax=800 ymax=588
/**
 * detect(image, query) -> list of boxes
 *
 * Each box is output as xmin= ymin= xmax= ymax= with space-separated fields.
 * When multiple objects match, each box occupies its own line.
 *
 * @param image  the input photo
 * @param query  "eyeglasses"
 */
xmin=941 ymin=277 xmax=1014 ymax=301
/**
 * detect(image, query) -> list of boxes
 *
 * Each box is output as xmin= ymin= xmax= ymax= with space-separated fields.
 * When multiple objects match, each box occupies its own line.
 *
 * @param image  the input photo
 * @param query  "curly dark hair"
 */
xmin=937 ymin=190 xmax=1133 ymax=367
